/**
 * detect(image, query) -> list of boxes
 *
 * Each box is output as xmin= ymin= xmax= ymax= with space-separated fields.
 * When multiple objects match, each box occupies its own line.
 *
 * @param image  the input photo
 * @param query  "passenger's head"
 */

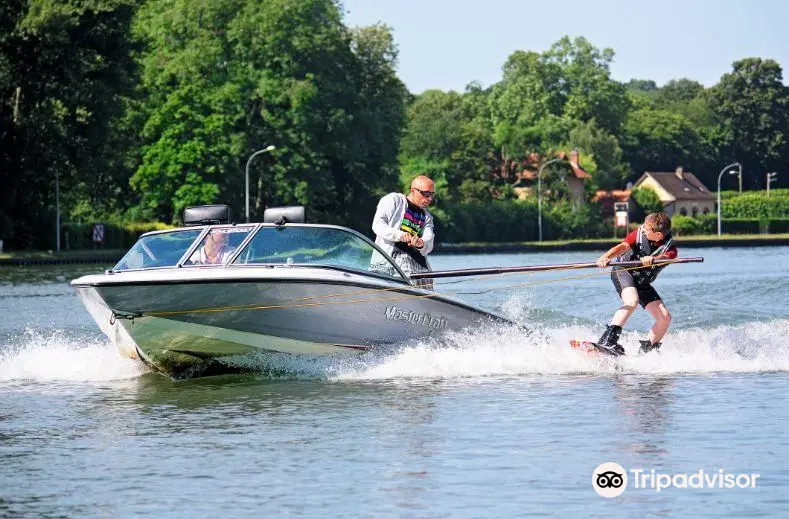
xmin=644 ymin=212 xmax=671 ymax=240
xmin=205 ymin=231 xmax=229 ymax=254
xmin=407 ymin=175 xmax=436 ymax=209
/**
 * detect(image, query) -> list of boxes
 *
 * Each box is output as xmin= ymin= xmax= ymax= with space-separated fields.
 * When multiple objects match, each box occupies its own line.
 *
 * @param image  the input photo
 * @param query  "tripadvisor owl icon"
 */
xmin=593 ymin=462 xmax=628 ymax=497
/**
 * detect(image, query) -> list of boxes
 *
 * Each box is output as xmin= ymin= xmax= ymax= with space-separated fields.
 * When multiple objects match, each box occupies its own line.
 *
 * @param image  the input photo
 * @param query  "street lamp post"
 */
xmin=537 ymin=157 xmax=563 ymax=242
xmin=767 ymin=172 xmax=778 ymax=197
xmin=245 ymin=145 xmax=276 ymax=222
xmin=737 ymin=163 xmax=743 ymax=193
xmin=717 ymin=161 xmax=740 ymax=236
xmin=55 ymin=169 xmax=61 ymax=252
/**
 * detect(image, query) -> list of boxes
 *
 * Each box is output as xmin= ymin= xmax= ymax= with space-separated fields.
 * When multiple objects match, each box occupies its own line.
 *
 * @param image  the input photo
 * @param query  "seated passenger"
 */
xmin=188 ymin=232 xmax=235 ymax=265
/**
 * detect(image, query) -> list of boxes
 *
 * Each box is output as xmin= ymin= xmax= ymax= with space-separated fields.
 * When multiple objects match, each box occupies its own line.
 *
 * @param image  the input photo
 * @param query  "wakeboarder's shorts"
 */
xmin=611 ymin=268 xmax=661 ymax=308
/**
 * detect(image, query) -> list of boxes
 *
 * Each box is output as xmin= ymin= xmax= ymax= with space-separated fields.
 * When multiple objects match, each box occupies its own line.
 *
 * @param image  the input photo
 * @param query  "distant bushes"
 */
xmin=55 ymin=194 xmax=789 ymax=250
xmin=720 ymin=192 xmax=789 ymax=218
xmin=719 ymin=218 xmax=761 ymax=234
xmin=61 ymin=222 xmax=171 ymax=250
xmin=435 ymin=200 xmax=608 ymax=242
xmin=671 ymin=215 xmax=715 ymax=236
xmin=436 ymin=200 xmax=537 ymax=242
xmin=667 ymin=191 xmax=789 ymax=236
xmin=671 ymin=215 xmax=789 ymax=235
xmin=721 ymin=189 xmax=789 ymax=200
xmin=766 ymin=218 xmax=789 ymax=233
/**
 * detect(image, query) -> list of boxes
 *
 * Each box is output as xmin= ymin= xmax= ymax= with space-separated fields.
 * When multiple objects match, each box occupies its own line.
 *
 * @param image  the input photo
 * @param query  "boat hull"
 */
xmin=74 ymin=276 xmax=511 ymax=378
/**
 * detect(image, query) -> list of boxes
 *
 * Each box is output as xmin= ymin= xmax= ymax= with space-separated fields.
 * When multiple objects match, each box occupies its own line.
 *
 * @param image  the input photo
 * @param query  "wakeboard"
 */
xmin=569 ymin=339 xmax=602 ymax=357
xmin=569 ymin=339 xmax=625 ymax=357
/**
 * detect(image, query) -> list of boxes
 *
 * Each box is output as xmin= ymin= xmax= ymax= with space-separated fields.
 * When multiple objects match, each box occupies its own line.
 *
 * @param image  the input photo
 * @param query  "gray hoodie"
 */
xmin=370 ymin=192 xmax=434 ymax=267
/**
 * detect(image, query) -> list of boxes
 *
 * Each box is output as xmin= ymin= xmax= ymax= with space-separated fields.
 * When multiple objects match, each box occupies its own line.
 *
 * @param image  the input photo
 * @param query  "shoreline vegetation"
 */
xmin=3 ymin=234 xmax=788 ymax=265
xmin=2 ymin=0 xmax=788 ymax=252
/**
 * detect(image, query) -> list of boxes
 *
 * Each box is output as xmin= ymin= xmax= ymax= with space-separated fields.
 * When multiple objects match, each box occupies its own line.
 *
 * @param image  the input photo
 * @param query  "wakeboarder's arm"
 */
xmin=641 ymin=245 xmax=678 ymax=265
xmin=596 ymin=241 xmax=630 ymax=267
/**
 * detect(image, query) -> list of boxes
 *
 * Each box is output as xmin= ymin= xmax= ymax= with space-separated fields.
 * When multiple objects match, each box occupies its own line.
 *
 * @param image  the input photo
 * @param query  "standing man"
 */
xmin=370 ymin=175 xmax=436 ymax=289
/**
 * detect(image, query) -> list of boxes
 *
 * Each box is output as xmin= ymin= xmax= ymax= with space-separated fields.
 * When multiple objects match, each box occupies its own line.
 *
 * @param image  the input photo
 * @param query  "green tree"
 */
xmin=654 ymin=78 xmax=719 ymax=130
xmin=709 ymin=58 xmax=789 ymax=189
xmin=630 ymin=186 xmax=664 ymax=218
xmin=130 ymin=0 xmax=407 ymax=225
xmin=568 ymin=120 xmax=628 ymax=190
xmin=543 ymin=36 xmax=630 ymax=134
xmin=620 ymin=108 xmax=704 ymax=178
xmin=488 ymin=37 xmax=629 ymax=185
xmin=0 ymin=0 xmax=138 ymax=247
xmin=655 ymin=78 xmax=704 ymax=106
xmin=400 ymin=86 xmax=502 ymax=203
xmin=625 ymin=79 xmax=658 ymax=95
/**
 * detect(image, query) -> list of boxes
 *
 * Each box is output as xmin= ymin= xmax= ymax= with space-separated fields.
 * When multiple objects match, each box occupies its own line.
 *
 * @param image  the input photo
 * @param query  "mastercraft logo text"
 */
xmin=592 ymin=462 xmax=760 ymax=497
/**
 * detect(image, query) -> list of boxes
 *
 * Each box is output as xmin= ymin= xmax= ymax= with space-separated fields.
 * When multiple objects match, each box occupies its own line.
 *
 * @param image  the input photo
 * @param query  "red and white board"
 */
xmin=569 ymin=339 xmax=601 ymax=357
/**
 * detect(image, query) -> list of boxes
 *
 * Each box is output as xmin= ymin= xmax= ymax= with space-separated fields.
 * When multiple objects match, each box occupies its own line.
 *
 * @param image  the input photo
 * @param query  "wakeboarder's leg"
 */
xmin=611 ymin=286 xmax=639 ymax=328
xmin=641 ymin=300 xmax=671 ymax=353
xmin=596 ymin=287 xmax=638 ymax=355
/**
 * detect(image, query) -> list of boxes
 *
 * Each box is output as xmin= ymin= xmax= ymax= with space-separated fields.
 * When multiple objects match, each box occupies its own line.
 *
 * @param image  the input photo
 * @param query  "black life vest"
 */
xmin=617 ymin=225 xmax=674 ymax=284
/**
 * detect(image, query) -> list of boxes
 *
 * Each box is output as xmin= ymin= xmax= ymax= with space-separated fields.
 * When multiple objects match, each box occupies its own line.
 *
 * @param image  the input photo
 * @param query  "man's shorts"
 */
xmin=391 ymin=249 xmax=433 ymax=290
xmin=610 ymin=267 xmax=661 ymax=308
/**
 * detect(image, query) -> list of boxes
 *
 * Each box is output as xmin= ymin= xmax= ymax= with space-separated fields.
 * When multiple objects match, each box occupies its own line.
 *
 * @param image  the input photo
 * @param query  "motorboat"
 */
xmin=71 ymin=205 xmax=515 ymax=378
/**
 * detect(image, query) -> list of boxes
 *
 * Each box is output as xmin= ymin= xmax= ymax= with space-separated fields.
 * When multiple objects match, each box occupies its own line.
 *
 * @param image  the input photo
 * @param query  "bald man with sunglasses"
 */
xmin=370 ymin=176 xmax=436 ymax=290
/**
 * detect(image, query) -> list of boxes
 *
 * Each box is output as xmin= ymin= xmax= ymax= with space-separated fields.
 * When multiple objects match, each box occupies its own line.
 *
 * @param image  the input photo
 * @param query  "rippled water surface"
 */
xmin=1 ymin=247 xmax=788 ymax=517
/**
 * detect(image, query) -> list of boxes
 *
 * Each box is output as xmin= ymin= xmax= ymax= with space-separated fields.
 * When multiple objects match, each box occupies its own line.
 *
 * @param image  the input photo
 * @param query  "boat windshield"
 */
xmin=234 ymin=226 xmax=406 ymax=280
xmin=114 ymin=229 xmax=203 ymax=271
xmin=183 ymin=226 xmax=254 ymax=267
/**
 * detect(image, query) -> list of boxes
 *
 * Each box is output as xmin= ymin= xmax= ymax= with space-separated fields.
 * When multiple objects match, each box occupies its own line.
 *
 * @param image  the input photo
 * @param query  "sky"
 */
xmin=341 ymin=0 xmax=789 ymax=94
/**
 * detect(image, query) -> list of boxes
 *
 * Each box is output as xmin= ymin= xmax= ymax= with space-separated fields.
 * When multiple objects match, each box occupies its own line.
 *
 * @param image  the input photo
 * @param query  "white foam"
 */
xmin=0 ymin=329 xmax=145 ymax=382
xmin=224 ymin=319 xmax=789 ymax=381
xmin=3 ymin=319 xmax=787 ymax=383
xmin=328 ymin=319 xmax=789 ymax=380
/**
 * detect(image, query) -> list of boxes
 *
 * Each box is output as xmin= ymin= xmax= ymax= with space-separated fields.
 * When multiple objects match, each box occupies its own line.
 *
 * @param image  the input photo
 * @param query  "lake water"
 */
xmin=1 ymin=247 xmax=788 ymax=517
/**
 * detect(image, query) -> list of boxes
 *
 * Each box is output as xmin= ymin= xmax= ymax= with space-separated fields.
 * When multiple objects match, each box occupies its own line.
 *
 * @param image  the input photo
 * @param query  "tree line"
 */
xmin=2 ymin=0 xmax=788 ymax=248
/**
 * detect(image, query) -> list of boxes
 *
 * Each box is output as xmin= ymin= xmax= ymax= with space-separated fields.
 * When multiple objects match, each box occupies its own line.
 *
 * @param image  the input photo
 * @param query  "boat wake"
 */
xmin=0 ymin=329 xmax=144 ymax=382
xmin=255 ymin=318 xmax=789 ymax=380
xmin=1 ymin=320 xmax=788 ymax=383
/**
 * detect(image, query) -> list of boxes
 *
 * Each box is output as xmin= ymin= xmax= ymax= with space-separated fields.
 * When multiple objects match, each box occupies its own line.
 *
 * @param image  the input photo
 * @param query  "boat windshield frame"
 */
xmin=110 ymin=223 xmax=410 ymax=283
xmin=178 ymin=224 xmax=258 ymax=268
xmin=226 ymin=223 xmax=410 ymax=283
xmin=111 ymin=227 xmax=208 ymax=272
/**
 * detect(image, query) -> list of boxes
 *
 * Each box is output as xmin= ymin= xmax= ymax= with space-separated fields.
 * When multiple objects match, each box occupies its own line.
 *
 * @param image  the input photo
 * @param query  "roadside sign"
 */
xmin=92 ymin=224 xmax=105 ymax=244
xmin=614 ymin=201 xmax=629 ymax=228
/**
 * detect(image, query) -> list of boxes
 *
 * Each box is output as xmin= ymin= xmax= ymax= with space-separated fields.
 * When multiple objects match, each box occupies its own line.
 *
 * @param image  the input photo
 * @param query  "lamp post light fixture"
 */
xmin=716 ymin=161 xmax=740 ymax=236
xmin=245 ymin=145 xmax=276 ymax=222
xmin=537 ymin=157 xmax=563 ymax=242
xmin=767 ymin=172 xmax=778 ymax=197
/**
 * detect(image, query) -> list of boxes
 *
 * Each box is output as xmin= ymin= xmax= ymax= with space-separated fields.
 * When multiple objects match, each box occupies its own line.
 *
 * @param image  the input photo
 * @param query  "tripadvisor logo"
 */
xmin=592 ymin=462 xmax=761 ymax=497
xmin=593 ymin=462 xmax=627 ymax=498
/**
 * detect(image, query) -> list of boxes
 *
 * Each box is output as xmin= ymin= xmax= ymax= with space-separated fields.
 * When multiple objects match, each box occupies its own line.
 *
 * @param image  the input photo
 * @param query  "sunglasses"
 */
xmin=414 ymin=188 xmax=436 ymax=199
